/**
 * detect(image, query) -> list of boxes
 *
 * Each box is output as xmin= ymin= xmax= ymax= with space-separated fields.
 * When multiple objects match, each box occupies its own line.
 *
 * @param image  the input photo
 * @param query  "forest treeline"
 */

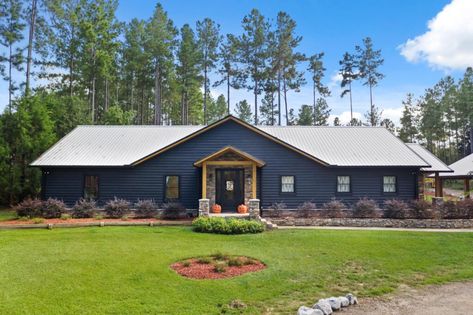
xmin=0 ymin=0 xmax=472 ymax=205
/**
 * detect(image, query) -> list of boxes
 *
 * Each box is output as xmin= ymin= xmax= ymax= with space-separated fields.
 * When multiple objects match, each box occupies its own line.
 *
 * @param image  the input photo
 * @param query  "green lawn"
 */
xmin=0 ymin=208 xmax=15 ymax=221
xmin=1 ymin=227 xmax=473 ymax=314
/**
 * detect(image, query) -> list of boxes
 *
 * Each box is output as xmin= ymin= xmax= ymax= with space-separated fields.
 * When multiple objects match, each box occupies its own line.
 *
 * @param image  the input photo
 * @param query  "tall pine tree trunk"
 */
xmin=25 ymin=0 xmax=37 ymax=96
xmin=8 ymin=45 xmax=12 ymax=113
xmin=349 ymin=81 xmax=353 ymax=122
xmin=470 ymin=126 xmax=473 ymax=154
xmin=226 ymin=74 xmax=230 ymax=114
xmin=203 ymin=64 xmax=207 ymax=124
xmin=369 ymin=83 xmax=374 ymax=126
xmin=154 ymin=65 xmax=161 ymax=125
xmin=254 ymin=81 xmax=258 ymax=125
xmin=277 ymin=72 xmax=281 ymax=125
xmin=105 ymin=78 xmax=109 ymax=112
xmin=284 ymin=79 xmax=288 ymax=126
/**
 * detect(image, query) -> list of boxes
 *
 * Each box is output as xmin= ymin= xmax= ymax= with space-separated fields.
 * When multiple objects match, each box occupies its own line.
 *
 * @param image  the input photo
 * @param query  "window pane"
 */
xmin=383 ymin=176 xmax=396 ymax=192
xmin=281 ymin=176 xmax=294 ymax=192
xmin=165 ymin=176 xmax=179 ymax=200
xmin=84 ymin=176 xmax=99 ymax=199
xmin=337 ymin=176 xmax=350 ymax=192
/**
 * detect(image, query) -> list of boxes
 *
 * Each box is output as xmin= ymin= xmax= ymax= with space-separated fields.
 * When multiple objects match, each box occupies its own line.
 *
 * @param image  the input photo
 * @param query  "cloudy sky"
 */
xmin=1 ymin=0 xmax=472 ymax=125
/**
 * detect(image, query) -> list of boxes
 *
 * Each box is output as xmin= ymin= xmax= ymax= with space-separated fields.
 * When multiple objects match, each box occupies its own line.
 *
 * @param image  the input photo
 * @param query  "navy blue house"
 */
xmin=32 ymin=116 xmax=431 ymax=213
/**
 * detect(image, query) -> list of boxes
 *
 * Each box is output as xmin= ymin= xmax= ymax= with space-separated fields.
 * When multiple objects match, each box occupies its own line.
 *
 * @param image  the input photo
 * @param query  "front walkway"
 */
xmin=278 ymin=225 xmax=473 ymax=232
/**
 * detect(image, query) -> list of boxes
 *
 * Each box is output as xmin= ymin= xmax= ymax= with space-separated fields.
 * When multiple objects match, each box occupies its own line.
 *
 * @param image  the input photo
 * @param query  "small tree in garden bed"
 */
xmin=72 ymin=198 xmax=97 ymax=218
xmin=322 ymin=199 xmax=348 ymax=218
xmin=104 ymin=197 xmax=130 ymax=218
xmin=353 ymin=198 xmax=380 ymax=218
xmin=42 ymin=198 xmax=67 ymax=218
xmin=15 ymin=198 xmax=43 ymax=218
xmin=297 ymin=201 xmax=316 ymax=218
xmin=134 ymin=199 xmax=158 ymax=218
xmin=161 ymin=202 xmax=187 ymax=219
xmin=410 ymin=199 xmax=438 ymax=219
xmin=267 ymin=202 xmax=287 ymax=217
xmin=383 ymin=199 xmax=410 ymax=219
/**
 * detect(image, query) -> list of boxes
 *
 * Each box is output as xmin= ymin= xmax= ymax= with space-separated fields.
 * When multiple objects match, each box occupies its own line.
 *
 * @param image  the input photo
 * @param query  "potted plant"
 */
xmin=211 ymin=204 xmax=222 ymax=213
xmin=237 ymin=204 xmax=248 ymax=214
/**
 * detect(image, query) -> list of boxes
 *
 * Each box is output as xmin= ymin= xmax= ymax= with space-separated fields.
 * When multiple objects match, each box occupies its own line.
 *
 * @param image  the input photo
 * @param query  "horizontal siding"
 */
xmin=43 ymin=120 xmax=419 ymax=208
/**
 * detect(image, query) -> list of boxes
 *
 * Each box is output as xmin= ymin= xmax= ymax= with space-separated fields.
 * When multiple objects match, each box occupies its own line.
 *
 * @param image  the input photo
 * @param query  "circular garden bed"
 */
xmin=171 ymin=253 xmax=266 ymax=279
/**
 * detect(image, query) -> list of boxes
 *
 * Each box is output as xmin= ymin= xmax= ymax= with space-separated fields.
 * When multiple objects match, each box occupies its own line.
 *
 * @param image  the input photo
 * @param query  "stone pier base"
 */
xmin=249 ymin=199 xmax=260 ymax=219
xmin=199 ymin=199 xmax=210 ymax=217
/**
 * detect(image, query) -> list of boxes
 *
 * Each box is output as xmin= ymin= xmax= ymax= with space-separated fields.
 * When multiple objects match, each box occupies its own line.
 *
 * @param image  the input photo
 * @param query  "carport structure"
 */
xmin=437 ymin=153 xmax=473 ymax=199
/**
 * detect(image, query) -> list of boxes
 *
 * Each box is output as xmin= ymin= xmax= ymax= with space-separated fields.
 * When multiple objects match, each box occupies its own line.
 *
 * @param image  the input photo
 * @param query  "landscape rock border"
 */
xmin=298 ymin=294 xmax=358 ymax=315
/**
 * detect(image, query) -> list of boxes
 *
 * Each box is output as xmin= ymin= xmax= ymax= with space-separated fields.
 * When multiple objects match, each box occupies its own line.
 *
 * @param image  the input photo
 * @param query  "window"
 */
xmin=281 ymin=176 xmax=295 ymax=193
xmin=383 ymin=176 xmax=396 ymax=193
xmin=165 ymin=175 xmax=180 ymax=200
xmin=84 ymin=175 xmax=99 ymax=199
xmin=337 ymin=176 xmax=350 ymax=192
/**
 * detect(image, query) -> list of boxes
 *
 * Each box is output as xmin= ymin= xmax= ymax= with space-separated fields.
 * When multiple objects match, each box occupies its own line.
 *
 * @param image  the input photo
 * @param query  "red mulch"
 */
xmin=171 ymin=257 xmax=266 ymax=279
xmin=0 ymin=218 xmax=191 ymax=225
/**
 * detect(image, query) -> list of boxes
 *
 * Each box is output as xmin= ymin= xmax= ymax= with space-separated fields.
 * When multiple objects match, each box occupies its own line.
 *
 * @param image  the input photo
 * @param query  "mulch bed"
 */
xmin=171 ymin=256 xmax=266 ymax=279
xmin=0 ymin=218 xmax=191 ymax=225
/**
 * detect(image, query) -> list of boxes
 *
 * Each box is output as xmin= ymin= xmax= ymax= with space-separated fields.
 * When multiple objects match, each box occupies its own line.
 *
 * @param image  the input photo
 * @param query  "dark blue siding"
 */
xmin=42 ymin=120 xmax=419 ymax=208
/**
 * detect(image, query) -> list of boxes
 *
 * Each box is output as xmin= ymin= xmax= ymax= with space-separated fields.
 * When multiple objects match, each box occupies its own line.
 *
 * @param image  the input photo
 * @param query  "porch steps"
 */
xmin=259 ymin=217 xmax=278 ymax=230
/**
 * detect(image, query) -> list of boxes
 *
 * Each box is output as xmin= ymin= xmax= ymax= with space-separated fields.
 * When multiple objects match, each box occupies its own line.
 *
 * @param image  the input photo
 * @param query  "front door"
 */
xmin=216 ymin=169 xmax=244 ymax=212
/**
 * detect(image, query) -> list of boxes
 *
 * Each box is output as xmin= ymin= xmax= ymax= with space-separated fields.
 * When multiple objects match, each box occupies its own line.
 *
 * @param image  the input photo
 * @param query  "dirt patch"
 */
xmin=171 ymin=256 xmax=266 ymax=279
xmin=344 ymin=281 xmax=473 ymax=314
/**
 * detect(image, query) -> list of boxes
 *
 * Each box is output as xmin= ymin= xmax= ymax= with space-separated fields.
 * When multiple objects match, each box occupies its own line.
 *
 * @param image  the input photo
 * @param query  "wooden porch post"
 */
xmin=434 ymin=172 xmax=443 ymax=198
xmin=252 ymin=162 xmax=257 ymax=199
xmin=202 ymin=161 xmax=207 ymax=199
xmin=465 ymin=179 xmax=471 ymax=199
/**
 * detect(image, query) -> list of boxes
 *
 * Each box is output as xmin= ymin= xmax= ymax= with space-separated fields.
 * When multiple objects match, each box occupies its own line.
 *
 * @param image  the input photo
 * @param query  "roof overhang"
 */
xmin=194 ymin=146 xmax=265 ymax=167
xmin=132 ymin=115 xmax=330 ymax=167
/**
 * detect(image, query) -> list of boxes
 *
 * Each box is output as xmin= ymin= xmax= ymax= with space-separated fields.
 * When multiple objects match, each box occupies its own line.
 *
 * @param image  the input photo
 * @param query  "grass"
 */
xmin=1 ymin=227 xmax=473 ymax=314
xmin=0 ymin=208 xmax=16 ymax=221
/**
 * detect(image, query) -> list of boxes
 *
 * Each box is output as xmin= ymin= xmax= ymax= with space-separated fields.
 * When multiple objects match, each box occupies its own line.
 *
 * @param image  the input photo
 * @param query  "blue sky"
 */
xmin=2 ymin=0 xmax=471 ymax=124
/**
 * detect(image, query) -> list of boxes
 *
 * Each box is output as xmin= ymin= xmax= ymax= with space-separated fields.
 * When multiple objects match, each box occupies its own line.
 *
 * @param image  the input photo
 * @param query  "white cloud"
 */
xmin=399 ymin=0 xmax=473 ymax=70
xmin=328 ymin=72 xmax=342 ymax=89
xmin=329 ymin=111 xmax=363 ymax=125
xmin=381 ymin=107 xmax=403 ymax=124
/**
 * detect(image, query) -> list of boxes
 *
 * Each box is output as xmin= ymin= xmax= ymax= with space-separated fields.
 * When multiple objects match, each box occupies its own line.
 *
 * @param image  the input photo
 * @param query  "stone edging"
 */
xmin=0 ymin=220 xmax=192 ymax=230
xmin=268 ymin=217 xmax=473 ymax=229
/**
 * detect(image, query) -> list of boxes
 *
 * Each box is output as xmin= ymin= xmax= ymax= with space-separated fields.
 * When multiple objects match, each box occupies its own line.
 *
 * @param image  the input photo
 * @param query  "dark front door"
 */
xmin=216 ymin=169 xmax=244 ymax=212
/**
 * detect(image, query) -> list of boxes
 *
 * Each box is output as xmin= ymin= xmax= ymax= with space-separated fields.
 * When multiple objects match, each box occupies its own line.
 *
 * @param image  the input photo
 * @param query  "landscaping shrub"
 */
xmin=352 ymin=198 xmax=380 ymax=218
xmin=31 ymin=217 xmax=44 ymax=224
xmin=410 ymin=199 xmax=437 ymax=219
xmin=104 ymin=197 xmax=130 ymax=218
xmin=192 ymin=217 xmax=265 ymax=234
xmin=15 ymin=198 xmax=43 ymax=218
xmin=298 ymin=201 xmax=316 ymax=218
xmin=134 ymin=199 xmax=158 ymax=218
xmin=161 ymin=202 xmax=186 ymax=219
xmin=42 ymin=198 xmax=67 ymax=218
xmin=322 ymin=199 xmax=347 ymax=218
xmin=213 ymin=261 xmax=227 ymax=273
xmin=60 ymin=213 xmax=71 ymax=220
xmin=383 ymin=199 xmax=411 ymax=219
xmin=436 ymin=201 xmax=462 ymax=219
xmin=72 ymin=198 xmax=97 ymax=218
xmin=456 ymin=199 xmax=473 ymax=219
xmin=269 ymin=202 xmax=287 ymax=211
xmin=228 ymin=257 xmax=244 ymax=267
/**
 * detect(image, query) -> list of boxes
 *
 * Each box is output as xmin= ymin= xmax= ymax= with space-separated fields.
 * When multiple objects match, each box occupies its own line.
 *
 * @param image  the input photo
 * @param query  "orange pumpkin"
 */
xmin=237 ymin=204 xmax=248 ymax=214
xmin=211 ymin=204 xmax=222 ymax=213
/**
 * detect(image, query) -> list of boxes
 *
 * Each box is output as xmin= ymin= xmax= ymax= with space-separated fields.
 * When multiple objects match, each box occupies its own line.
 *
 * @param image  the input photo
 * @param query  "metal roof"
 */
xmin=31 ymin=117 xmax=430 ymax=168
xmin=405 ymin=143 xmax=452 ymax=173
xmin=31 ymin=125 xmax=201 ymax=167
xmin=439 ymin=153 xmax=473 ymax=178
xmin=259 ymin=126 xmax=429 ymax=167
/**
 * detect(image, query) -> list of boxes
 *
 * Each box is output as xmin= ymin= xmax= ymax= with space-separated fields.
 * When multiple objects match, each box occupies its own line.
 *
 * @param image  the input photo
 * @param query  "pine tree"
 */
xmin=213 ymin=34 xmax=240 ymax=114
xmin=381 ymin=118 xmax=396 ymax=133
xmin=287 ymin=108 xmax=296 ymax=125
xmin=307 ymin=53 xmax=330 ymax=125
xmin=176 ymin=24 xmax=202 ymax=124
xmin=145 ymin=3 xmax=178 ymax=125
xmin=356 ymin=37 xmax=384 ymax=126
xmin=313 ymin=98 xmax=331 ymax=126
xmin=207 ymin=94 xmax=227 ymax=123
xmin=196 ymin=18 xmax=220 ymax=124
xmin=234 ymin=99 xmax=252 ymax=123
xmin=297 ymin=105 xmax=313 ymax=126
xmin=399 ymin=93 xmax=418 ymax=143
xmin=274 ymin=11 xmax=305 ymax=125
xmin=339 ymin=52 xmax=358 ymax=122
xmin=333 ymin=117 xmax=341 ymax=126
xmin=0 ymin=0 xmax=26 ymax=113
xmin=236 ymin=9 xmax=269 ymax=125
xmin=364 ymin=104 xmax=383 ymax=126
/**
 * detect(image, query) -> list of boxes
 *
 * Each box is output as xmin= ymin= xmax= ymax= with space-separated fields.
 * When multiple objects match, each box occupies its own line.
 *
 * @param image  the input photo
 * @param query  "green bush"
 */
xmin=192 ymin=217 xmax=265 ymax=234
